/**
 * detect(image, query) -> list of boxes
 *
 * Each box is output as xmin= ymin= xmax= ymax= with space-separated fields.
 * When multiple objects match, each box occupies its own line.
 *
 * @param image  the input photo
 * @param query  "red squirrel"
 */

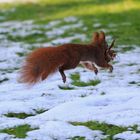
xmin=20 ymin=31 xmax=116 ymax=84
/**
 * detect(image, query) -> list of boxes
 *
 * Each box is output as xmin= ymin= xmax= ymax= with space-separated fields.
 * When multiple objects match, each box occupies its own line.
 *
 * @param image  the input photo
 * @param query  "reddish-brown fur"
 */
xmin=19 ymin=31 xmax=116 ymax=84
xmin=20 ymin=47 xmax=67 ymax=84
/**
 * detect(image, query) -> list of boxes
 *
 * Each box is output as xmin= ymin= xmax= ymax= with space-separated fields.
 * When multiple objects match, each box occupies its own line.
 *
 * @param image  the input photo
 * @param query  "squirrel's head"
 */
xmin=92 ymin=31 xmax=116 ymax=62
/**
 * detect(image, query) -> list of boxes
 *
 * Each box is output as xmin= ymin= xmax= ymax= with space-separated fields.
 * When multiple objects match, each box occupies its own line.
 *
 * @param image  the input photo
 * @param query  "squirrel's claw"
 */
xmin=94 ymin=68 xmax=98 ymax=75
xmin=109 ymin=65 xmax=113 ymax=73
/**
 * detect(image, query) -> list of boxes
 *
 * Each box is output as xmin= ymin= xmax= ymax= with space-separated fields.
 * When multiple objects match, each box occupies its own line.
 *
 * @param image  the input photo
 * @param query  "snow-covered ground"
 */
xmin=0 ymin=17 xmax=140 ymax=140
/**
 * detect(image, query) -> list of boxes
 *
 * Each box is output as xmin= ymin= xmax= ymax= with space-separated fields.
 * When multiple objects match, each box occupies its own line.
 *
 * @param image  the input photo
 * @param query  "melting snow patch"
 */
xmin=0 ymin=133 xmax=13 ymax=140
xmin=45 ymin=22 xmax=83 ymax=38
xmin=51 ymin=34 xmax=86 ymax=44
xmin=27 ymin=121 xmax=105 ymax=140
xmin=114 ymin=131 xmax=140 ymax=140
xmin=63 ymin=16 xmax=78 ymax=22
xmin=93 ymin=23 xmax=102 ymax=28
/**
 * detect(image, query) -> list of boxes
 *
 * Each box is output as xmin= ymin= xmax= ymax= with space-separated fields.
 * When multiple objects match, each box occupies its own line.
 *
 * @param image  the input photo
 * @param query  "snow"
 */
xmin=45 ymin=22 xmax=83 ymax=38
xmin=51 ymin=34 xmax=86 ymax=44
xmin=0 ymin=17 xmax=140 ymax=139
xmin=0 ymin=133 xmax=13 ymax=140
xmin=114 ymin=131 xmax=140 ymax=140
xmin=27 ymin=121 xmax=105 ymax=140
xmin=93 ymin=23 xmax=102 ymax=28
xmin=26 ymin=87 xmax=140 ymax=125
xmin=0 ymin=20 xmax=42 ymax=38
xmin=63 ymin=16 xmax=78 ymax=22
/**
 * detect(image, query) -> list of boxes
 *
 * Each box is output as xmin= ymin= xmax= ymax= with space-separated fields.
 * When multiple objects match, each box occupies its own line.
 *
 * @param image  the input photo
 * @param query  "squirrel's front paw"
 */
xmin=109 ymin=65 xmax=113 ymax=73
xmin=62 ymin=76 xmax=66 ymax=83
xmin=94 ymin=68 xmax=98 ymax=75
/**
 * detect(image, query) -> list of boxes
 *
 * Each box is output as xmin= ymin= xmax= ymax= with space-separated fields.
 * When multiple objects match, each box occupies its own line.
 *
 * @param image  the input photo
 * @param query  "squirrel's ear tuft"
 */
xmin=92 ymin=32 xmax=99 ymax=44
xmin=109 ymin=39 xmax=115 ymax=50
xmin=99 ymin=31 xmax=105 ymax=46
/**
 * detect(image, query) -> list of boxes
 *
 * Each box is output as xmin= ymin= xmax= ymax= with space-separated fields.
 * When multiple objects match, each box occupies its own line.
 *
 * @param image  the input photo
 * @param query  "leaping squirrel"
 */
xmin=19 ymin=31 xmax=116 ymax=84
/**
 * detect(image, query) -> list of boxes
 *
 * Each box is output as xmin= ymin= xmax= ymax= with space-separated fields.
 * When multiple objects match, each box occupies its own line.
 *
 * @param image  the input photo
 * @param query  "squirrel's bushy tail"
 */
xmin=19 ymin=47 xmax=66 ymax=85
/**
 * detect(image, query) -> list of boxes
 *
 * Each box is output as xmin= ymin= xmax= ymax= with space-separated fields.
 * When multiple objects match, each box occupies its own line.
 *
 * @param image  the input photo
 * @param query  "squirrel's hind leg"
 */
xmin=59 ymin=67 xmax=66 ymax=83
xmin=59 ymin=61 xmax=80 ymax=83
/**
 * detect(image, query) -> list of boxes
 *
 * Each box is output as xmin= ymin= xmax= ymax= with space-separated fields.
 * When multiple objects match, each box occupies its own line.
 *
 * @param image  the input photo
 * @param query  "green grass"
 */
xmin=0 ymin=78 xmax=9 ymax=83
xmin=16 ymin=52 xmax=27 ymax=57
xmin=4 ymin=112 xmax=34 ymax=119
xmin=129 ymin=81 xmax=137 ymax=85
xmin=72 ymin=122 xmax=140 ymax=140
xmin=58 ymin=85 xmax=75 ymax=90
xmin=70 ymin=73 xmax=100 ymax=87
xmin=127 ymin=63 xmax=137 ymax=66
xmin=71 ymin=121 xmax=128 ymax=140
xmin=72 ymin=79 xmax=101 ymax=87
xmin=7 ymin=32 xmax=47 ymax=44
xmin=100 ymin=92 xmax=106 ymax=95
xmin=0 ymin=68 xmax=19 ymax=74
xmin=0 ymin=0 xmax=140 ymax=46
xmin=0 ymin=124 xmax=38 ymax=138
xmin=4 ymin=109 xmax=47 ymax=119
xmin=71 ymin=136 xmax=85 ymax=140
xmin=70 ymin=73 xmax=80 ymax=81
xmin=34 ymin=108 xmax=47 ymax=114
xmin=121 ymin=46 xmax=135 ymax=52
xmin=129 ymin=81 xmax=140 ymax=87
